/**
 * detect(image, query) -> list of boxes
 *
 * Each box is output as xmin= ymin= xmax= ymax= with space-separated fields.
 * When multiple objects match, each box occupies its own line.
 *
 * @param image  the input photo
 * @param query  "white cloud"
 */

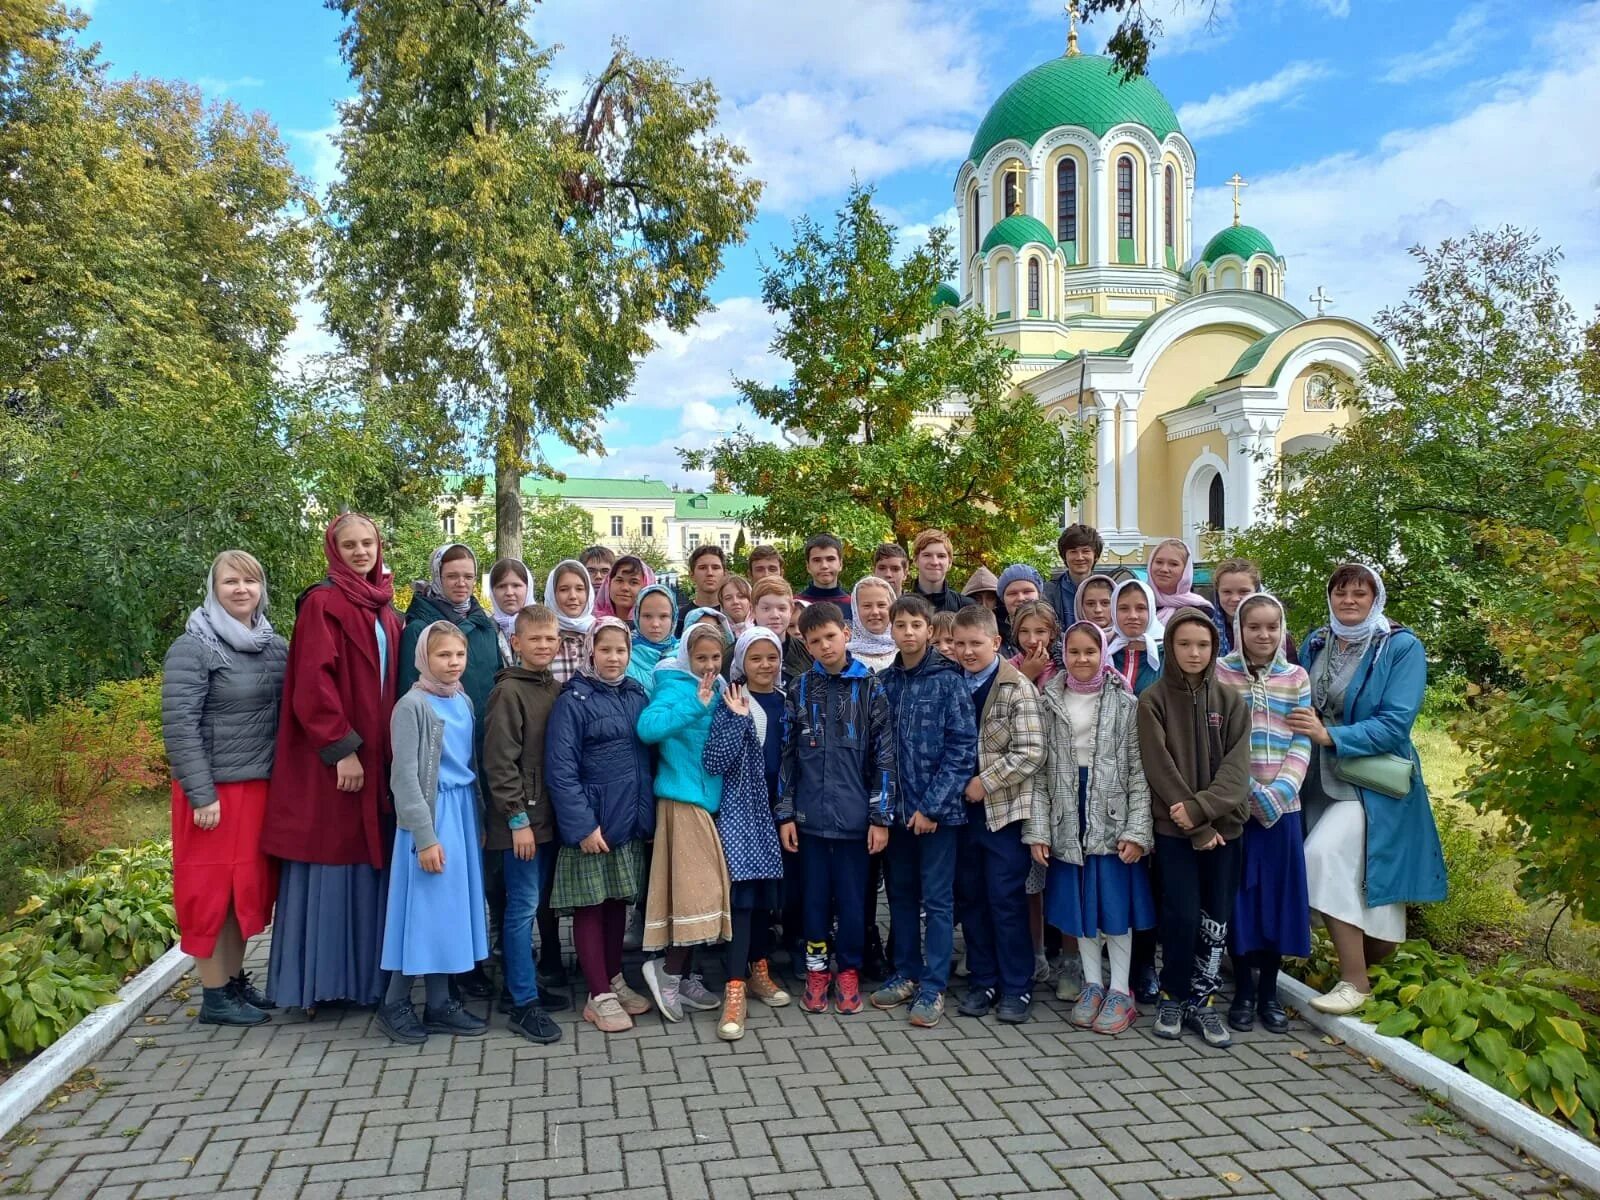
xmin=280 ymin=295 xmax=339 ymax=376
xmin=1310 ymin=0 xmax=1350 ymax=16
xmin=1177 ymin=61 xmax=1330 ymax=139
xmin=1025 ymin=0 xmax=1238 ymax=58
xmin=1191 ymin=4 xmax=1600 ymax=325
xmin=893 ymin=205 xmax=958 ymax=263
xmin=286 ymin=118 xmax=342 ymax=195
xmin=1380 ymin=5 xmax=1489 ymax=84
xmin=196 ymin=74 xmax=265 ymax=96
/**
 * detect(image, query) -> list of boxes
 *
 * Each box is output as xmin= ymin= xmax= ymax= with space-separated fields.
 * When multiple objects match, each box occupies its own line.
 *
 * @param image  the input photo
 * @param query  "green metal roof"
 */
xmin=1104 ymin=311 xmax=1161 ymax=356
xmin=969 ymin=54 xmax=1182 ymax=165
xmin=1186 ymin=384 xmax=1224 ymax=408
xmin=674 ymin=493 xmax=763 ymax=521
xmin=1223 ymin=330 xmax=1284 ymax=378
xmin=932 ymin=282 xmax=961 ymax=309
xmin=981 ymin=214 xmax=1058 ymax=254
xmin=522 ymin=476 xmax=675 ymax=500
xmin=1198 ymin=223 xmax=1278 ymax=265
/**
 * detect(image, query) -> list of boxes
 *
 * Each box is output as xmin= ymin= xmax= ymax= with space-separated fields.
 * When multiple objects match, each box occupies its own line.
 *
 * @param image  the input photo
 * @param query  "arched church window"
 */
xmin=1116 ymin=156 xmax=1134 ymax=241
xmin=1027 ymin=258 xmax=1041 ymax=313
xmin=1253 ymin=266 xmax=1266 ymax=293
xmin=1197 ymin=274 xmax=1207 ymax=293
xmin=1164 ymin=165 xmax=1175 ymax=251
xmin=969 ymin=190 xmax=979 ymax=265
xmin=1207 ymin=474 xmax=1226 ymax=529
xmin=1003 ymin=168 xmax=1020 ymax=217
xmin=1056 ymin=159 xmax=1077 ymax=251
xmin=1305 ymin=373 xmax=1336 ymax=411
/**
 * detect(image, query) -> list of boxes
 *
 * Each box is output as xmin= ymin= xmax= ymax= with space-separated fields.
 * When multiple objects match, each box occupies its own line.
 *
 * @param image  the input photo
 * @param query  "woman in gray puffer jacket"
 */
xmin=161 ymin=550 xmax=288 ymax=1027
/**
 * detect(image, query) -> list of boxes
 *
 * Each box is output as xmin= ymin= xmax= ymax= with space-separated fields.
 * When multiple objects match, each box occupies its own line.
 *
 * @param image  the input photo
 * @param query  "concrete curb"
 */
xmin=1280 ymin=974 xmax=1600 ymax=1192
xmin=0 ymin=944 xmax=192 ymax=1141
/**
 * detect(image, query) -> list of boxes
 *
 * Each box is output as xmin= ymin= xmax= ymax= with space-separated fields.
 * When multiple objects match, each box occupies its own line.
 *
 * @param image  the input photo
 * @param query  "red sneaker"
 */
xmin=834 ymin=968 xmax=862 ymax=1014
xmin=801 ymin=970 xmax=832 ymax=1013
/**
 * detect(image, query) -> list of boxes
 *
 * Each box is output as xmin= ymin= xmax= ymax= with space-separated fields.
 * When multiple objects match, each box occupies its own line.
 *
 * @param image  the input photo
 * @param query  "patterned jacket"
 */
xmin=1030 ymin=672 xmax=1151 ymax=863
xmin=776 ymin=656 xmax=896 ymax=838
xmin=972 ymin=658 xmax=1047 ymax=834
xmin=703 ymin=702 xmax=784 ymax=883
xmin=881 ymin=648 xmax=977 ymax=827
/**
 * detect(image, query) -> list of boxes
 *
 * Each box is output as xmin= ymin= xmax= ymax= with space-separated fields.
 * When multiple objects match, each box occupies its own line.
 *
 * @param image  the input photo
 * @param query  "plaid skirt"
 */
xmin=550 ymin=837 xmax=646 ymax=913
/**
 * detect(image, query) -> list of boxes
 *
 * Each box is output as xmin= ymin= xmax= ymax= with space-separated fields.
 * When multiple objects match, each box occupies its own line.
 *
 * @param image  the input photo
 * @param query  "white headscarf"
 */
xmin=427 ymin=543 xmax=477 ymax=616
xmin=730 ymin=626 xmax=783 ymax=683
xmin=488 ymin=558 xmax=532 ymax=638
xmin=846 ymin=576 xmax=898 ymax=660
xmin=185 ymin=552 xmax=276 ymax=667
xmin=543 ymin=558 xmax=596 ymax=635
xmin=666 ymin=622 xmax=727 ymax=689
xmin=1328 ymin=563 xmax=1389 ymax=642
xmin=1107 ymin=577 xmax=1165 ymax=672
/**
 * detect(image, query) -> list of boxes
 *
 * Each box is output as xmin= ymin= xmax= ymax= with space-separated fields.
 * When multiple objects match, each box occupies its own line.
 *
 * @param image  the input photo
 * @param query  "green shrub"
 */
xmin=1301 ymin=939 xmax=1600 ymax=1140
xmin=0 ymin=786 xmax=64 ymax=916
xmin=1421 ymin=670 xmax=1469 ymax=720
xmin=1417 ymin=804 xmax=1526 ymax=950
xmin=0 ymin=930 xmax=119 ymax=1061
xmin=8 ymin=842 xmax=177 ymax=979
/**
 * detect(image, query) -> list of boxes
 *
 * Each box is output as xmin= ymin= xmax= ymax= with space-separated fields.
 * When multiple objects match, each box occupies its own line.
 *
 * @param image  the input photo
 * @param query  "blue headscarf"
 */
xmin=628 ymin=583 xmax=679 ymax=679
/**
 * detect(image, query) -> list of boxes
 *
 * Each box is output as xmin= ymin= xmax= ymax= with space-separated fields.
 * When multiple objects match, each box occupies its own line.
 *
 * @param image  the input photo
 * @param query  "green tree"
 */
xmin=686 ymin=185 xmax=1093 ymax=574
xmin=319 ymin=0 xmax=761 ymax=560
xmin=616 ymin=534 xmax=671 ymax=575
xmin=1224 ymin=228 xmax=1600 ymax=680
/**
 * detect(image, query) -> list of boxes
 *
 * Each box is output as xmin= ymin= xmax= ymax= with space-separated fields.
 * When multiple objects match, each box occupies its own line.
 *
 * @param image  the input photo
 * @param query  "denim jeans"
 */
xmin=501 ymin=844 xmax=555 ymax=1007
xmin=885 ymin=823 xmax=959 ymax=995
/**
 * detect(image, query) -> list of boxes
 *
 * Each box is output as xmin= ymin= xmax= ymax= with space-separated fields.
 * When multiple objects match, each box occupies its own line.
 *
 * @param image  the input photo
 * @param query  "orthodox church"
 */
xmin=935 ymin=16 xmax=1392 ymax=561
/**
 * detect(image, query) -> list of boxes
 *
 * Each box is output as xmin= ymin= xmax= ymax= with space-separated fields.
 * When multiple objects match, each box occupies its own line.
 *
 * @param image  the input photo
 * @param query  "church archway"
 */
xmin=1181 ymin=451 xmax=1229 ymax=548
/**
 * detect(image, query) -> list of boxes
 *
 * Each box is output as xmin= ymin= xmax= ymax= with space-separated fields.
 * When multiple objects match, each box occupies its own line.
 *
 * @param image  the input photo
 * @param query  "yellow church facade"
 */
xmin=935 ymin=33 xmax=1392 ymax=563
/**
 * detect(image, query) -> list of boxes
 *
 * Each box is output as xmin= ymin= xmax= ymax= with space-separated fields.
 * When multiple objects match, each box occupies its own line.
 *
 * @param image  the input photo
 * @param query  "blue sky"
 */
xmin=84 ymin=0 xmax=1600 ymax=486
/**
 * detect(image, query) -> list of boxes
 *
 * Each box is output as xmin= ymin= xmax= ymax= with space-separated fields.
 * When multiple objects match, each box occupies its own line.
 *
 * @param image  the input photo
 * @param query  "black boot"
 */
xmin=199 ymin=985 xmax=269 ymax=1027
xmin=376 ymin=999 xmax=427 ymax=1045
xmin=457 ymin=964 xmax=495 ymax=1000
xmin=229 ymin=970 xmax=276 ymax=1010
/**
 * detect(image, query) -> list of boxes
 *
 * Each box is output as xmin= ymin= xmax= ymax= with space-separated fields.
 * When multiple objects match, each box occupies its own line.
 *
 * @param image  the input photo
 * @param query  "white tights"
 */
xmin=1078 ymin=931 xmax=1134 ymax=994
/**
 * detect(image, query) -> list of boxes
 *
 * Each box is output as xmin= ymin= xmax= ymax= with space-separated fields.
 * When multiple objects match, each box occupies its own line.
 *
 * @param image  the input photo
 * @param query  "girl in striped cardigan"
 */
xmin=1214 ymin=592 xmax=1313 ymax=1035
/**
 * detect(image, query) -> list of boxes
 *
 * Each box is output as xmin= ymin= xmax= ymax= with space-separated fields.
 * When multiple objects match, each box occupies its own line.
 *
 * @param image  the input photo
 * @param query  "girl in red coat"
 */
xmin=263 ymin=514 xmax=405 ymax=1011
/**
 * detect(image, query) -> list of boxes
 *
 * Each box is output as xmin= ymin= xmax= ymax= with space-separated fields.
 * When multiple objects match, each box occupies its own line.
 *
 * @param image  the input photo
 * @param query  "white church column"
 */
xmin=1026 ymin=164 xmax=1042 ymax=219
xmin=1088 ymin=152 xmax=1108 ymax=266
xmin=1095 ymin=401 xmax=1118 ymax=533
xmin=1223 ymin=414 xmax=1280 ymax=529
xmin=1184 ymin=175 xmax=1194 ymax=266
xmin=1147 ymin=163 xmax=1162 ymax=267
xmin=976 ymin=182 xmax=993 ymax=249
xmin=1117 ymin=394 xmax=1141 ymax=539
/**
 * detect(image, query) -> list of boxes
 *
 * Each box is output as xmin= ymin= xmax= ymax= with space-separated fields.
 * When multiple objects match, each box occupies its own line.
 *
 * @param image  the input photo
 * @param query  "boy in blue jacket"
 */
xmin=777 ymin=601 xmax=896 ymax=1016
xmin=872 ymin=594 xmax=978 ymax=1028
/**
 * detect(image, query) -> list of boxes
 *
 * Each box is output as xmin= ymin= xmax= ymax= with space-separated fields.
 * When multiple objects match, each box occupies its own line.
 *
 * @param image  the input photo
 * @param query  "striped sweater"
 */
xmin=1214 ymin=652 xmax=1312 ymax=826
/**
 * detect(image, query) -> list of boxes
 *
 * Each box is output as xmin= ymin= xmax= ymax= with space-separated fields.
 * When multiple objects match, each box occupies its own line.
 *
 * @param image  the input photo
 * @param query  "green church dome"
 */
xmin=969 ymin=54 xmax=1182 ymax=166
xmin=1199 ymin=223 xmax=1278 ymax=265
xmin=932 ymin=282 xmax=961 ymax=309
xmin=981 ymin=214 xmax=1058 ymax=254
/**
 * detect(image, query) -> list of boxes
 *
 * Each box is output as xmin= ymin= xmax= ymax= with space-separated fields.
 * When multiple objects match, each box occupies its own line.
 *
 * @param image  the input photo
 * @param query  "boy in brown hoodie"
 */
xmin=1137 ymin=607 xmax=1251 ymax=1049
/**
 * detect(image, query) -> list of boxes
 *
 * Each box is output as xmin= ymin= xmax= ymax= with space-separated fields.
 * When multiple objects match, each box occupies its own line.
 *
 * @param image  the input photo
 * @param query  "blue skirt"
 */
xmin=1230 ymin=810 xmax=1312 ymax=958
xmin=1041 ymin=767 xmax=1155 ymax=938
xmin=266 ymin=860 xmax=388 ymax=1008
xmin=381 ymin=783 xmax=489 ymax=976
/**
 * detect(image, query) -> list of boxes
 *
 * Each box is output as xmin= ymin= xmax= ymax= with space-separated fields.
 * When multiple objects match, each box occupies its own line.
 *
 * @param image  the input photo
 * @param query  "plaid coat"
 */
xmin=973 ymin=659 xmax=1047 ymax=835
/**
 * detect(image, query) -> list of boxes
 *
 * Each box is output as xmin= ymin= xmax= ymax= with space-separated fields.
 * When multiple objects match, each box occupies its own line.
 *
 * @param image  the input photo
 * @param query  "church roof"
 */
xmin=981 ymin=214 xmax=1058 ymax=254
xmin=1199 ymin=223 xmax=1278 ymax=265
xmin=969 ymin=54 xmax=1182 ymax=165
xmin=1223 ymin=330 xmax=1284 ymax=378
xmin=932 ymin=282 xmax=961 ymax=309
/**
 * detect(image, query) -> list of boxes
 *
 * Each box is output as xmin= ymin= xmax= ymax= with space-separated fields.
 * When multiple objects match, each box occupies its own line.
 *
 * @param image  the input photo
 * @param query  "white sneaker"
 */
xmin=1055 ymin=957 xmax=1085 ymax=1002
xmin=640 ymin=958 xmax=683 ymax=1022
xmin=679 ymin=972 xmax=722 ymax=1011
xmin=1309 ymin=981 xmax=1370 ymax=1015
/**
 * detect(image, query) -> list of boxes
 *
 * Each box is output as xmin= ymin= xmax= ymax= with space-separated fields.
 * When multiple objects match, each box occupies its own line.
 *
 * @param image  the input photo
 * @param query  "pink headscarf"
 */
xmin=581 ymin=615 xmax=634 ymax=681
xmin=594 ymin=555 xmax=656 ymax=619
xmin=1147 ymin=538 xmax=1209 ymax=622
xmin=412 ymin=621 xmax=466 ymax=698
xmin=1061 ymin=619 xmax=1117 ymax=695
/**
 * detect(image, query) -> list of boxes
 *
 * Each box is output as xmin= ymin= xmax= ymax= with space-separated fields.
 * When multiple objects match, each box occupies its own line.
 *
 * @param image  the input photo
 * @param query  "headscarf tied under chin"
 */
xmin=1107 ymin=577 xmax=1165 ymax=673
xmin=731 ymin=626 xmax=784 ymax=683
xmin=426 ymin=543 xmax=477 ymax=616
xmin=323 ymin=513 xmax=394 ymax=611
xmin=488 ymin=558 xmax=532 ymax=638
xmin=668 ymin=622 xmax=727 ymax=688
xmin=846 ymin=576 xmax=898 ymax=659
xmin=1061 ymin=620 xmax=1116 ymax=695
xmin=412 ymin=621 xmax=466 ymax=698
xmin=1223 ymin=590 xmax=1290 ymax=675
xmin=581 ymin=616 xmax=633 ymax=681
xmin=594 ymin=555 xmax=656 ymax=619
xmin=544 ymin=558 xmax=596 ymax=635
xmin=185 ymin=552 xmax=276 ymax=667
xmin=1146 ymin=538 xmax=1209 ymax=622
xmin=629 ymin=583 xmax=679 ymax=674
xmin=1327 ymin=563 xmax=1389 ymax=642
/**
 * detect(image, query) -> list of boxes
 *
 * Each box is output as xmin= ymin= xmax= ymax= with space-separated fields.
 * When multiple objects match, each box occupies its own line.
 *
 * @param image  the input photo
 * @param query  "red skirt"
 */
xmin=170 ymin=778 xmax=278 ymax=957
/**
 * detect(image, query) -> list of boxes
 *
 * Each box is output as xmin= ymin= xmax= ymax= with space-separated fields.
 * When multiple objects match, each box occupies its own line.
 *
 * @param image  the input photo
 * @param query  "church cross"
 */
xmin=1309 ymin=285 xmax=1334 ymax=316
xmin=1064 ymin=1 xmax=1081 ymax=57
xmin=1226 ymin=173 xmax=1247 ymax=226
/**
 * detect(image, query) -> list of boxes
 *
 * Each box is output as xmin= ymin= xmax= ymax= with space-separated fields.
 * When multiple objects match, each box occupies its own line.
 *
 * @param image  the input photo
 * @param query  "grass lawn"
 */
xmin=103 ymin=788 xmax=170 ymax=849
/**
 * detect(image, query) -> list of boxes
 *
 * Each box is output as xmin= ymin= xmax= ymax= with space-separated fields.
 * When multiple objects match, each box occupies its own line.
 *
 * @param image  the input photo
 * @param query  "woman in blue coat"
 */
xmin=1289 ymin=563 xmax=1446 ymax=1016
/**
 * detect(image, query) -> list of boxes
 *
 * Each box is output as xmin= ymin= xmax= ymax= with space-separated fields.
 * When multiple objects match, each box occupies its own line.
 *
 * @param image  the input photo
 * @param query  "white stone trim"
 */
xmin=1180 ymin=450 xmax=1229 ymax=550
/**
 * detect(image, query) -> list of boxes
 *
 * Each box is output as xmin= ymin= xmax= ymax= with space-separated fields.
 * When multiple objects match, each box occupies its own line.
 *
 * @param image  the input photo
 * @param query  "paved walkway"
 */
xmin=0 ymin=944 xmax=1581 ymax=1200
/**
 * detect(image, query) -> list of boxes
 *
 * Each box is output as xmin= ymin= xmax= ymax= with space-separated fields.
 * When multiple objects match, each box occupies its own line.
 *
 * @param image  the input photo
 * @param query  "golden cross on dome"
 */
xmin=1226 ymin=172 xmax=1248 ymax=226
xmin=1064 ymin=1 xmax=1081 ymax=57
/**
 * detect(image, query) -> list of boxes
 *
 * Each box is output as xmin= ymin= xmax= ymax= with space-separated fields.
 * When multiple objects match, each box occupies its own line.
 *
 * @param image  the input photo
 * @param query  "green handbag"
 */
xmin=1334 ymin=751 xmax=1413 ymax=800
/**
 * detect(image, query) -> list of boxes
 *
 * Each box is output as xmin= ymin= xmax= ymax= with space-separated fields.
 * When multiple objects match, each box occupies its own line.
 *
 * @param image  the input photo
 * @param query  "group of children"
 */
xmin=378 ymin=527 xmax=1316 ymax=1053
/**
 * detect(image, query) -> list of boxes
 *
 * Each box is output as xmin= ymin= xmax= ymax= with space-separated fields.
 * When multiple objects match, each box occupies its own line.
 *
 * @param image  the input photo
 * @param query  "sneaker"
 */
xmin=834 ymin=968 xmax=863 ymax=1014
xmin=871 ymin=974 xmax=918 ymax=1010
xmin=199 ymin=986 xmax=270 ymax=1028
xmin=1032 ymin=953 xmax=1052 ymax=984
xmin=1091 ymin=989 xmax=1138 ymax=1035
xmin=622 ymin=906 xmax=646 ymax=952
xmin=747 ymin=960 xmax=791 ymax=1008
xmin=1153 ymin=992 xmax=1185 ymax=1040
xmin=1070 ymin=982 xmax=1107 ymax=1029
xmin=996 ymin=992 xmax=1032 ymax=1024
xmin=1055 ymin=956 xmax=1084 ymax=1003
xmin=423 ymin=999 xmax=488 ymax=1037
xmin=1258 ymin=998 xmax=1290 ymax=1033
xmin=640 ymin=959 xmax=683 ymax=1022
xmin=801 ymin=970 xmax=832 ymax=1013
xmin=375 ymin=999 xmax=427 ymax=1045
xmin=957 ymin=985 xmax=997 ymax=1018
xmin=610 ymin=974 xmax=652 ymax=1016
xmin=718 ymin=980 xmax=748 ymax=1041
xmin=229 ymin=971 xmax=276 ymax=1010
xmin=1228 ymin=994 xmax=1256 ymax=1032
xmin=1133 ymin=961 xmax=1160 ymax=1006
xmin=1184 ymin=996 xmax=1233 ymax=1048
xmin=679 ymin=973 xmax=721 ymax=1011
xmin=507 ymin=1003 xmax=563 ymax=1045
xmin=500 ymin=986 xmax=571 ymax=1014
xmin=583 ymin=993 xmax=633 ymax=1033
xmin=908 ymin=991 xmax=945 ymax=1028
xmin=538 ymin=961 xmax=570 ymax=992
xmin=1309 ymin=981 xmax=1370 ymax=1015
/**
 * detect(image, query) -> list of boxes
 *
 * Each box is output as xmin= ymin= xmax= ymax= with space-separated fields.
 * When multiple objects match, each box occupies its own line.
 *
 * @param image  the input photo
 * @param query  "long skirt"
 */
xmin=643 ymin=800 xmax=733 ymax=951
xmin=1231 ymin=811 xmax=1312 ymax=957
xmin=1304 ymin=800 xmax=1406 ymax=942
xmin=170 ymin=778 xmax=277 ymax=958
xmin=381 ymin=782 xmax=489 ymax=977
xmin=266 ymin=860 xmax=387 ymax=1008
xmin=1041 ymin=767 xmax=1155 ymax=939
